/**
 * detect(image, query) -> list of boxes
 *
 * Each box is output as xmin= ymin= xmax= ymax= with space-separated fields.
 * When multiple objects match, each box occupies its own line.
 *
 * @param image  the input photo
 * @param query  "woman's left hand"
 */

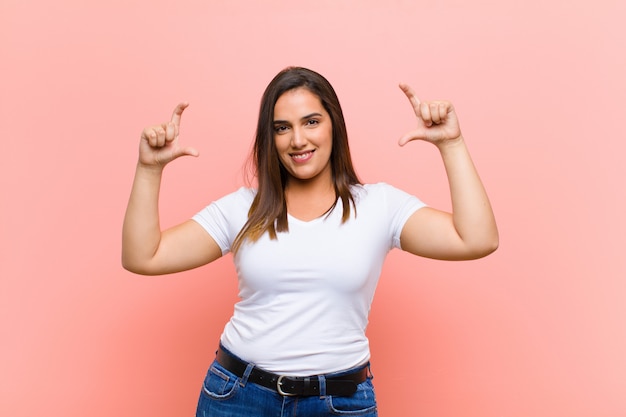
xmin=398 ymin=83 xmax=462 ymax=147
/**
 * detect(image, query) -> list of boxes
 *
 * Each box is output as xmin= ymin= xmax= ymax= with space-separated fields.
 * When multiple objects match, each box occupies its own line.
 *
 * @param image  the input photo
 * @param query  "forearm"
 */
xmin=121 ymin=164 xmax=165 ymax=271
xmin=438 ymin=136 xmax=499 ymax=253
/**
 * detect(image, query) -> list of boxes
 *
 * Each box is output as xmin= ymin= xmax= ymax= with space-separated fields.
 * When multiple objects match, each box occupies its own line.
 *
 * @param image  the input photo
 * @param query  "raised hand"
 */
xmin=397 ymin=83 xmax=462 ymax=147
xmin=139 ymin=102 xmax=199 ymax=168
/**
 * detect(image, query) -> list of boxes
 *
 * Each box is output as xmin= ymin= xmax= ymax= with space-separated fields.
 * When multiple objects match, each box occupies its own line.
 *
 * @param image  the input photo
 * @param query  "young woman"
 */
xmin=122 ymin=67 xmax=498 ymax=416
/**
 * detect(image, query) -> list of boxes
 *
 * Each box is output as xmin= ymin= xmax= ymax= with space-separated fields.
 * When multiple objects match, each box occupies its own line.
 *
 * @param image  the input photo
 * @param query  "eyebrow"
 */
xmin=273 ymin=112 xmax=323 ymax=124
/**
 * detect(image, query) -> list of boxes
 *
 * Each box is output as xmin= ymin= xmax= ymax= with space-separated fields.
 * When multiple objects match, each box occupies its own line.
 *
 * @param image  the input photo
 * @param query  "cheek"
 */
xmin=270 ymin=138 xmax=287 ymax=166
xmin=325 ymin=126 xmax=334 ymax=146
xmin=274 ymin=139 xmax=289 ymax=161
xmin=322 ymin=130 xmax=334 ymax=151
xmin=310 ymin=126 xmax=332 ymax=146
xmin=278 ymin=154 xmax=290 ymax=167
xmin=275 ymin=148 xmax=291 ymax=168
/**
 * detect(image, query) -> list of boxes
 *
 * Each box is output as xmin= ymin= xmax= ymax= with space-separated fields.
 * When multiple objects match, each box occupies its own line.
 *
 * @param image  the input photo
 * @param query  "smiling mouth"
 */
xmin=290 ymin=150 xmax=315 ymax=161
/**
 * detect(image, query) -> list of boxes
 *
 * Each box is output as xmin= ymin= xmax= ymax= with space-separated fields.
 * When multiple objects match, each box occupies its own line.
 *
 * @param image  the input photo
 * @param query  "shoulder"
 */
xmin=352 ymin=182 xmax=426 ymax=212
xmin=194 ymin=187 xmax=256 ymax=223
xmin=213 ymin=186 xmax=257 ymax=208
xmin=351 ymin=182 xmax=409 ymax=200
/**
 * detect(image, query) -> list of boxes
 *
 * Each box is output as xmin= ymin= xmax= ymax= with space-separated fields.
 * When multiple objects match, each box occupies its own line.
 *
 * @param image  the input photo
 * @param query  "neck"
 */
xmin=284 ymin=164 xmax=334 ymax=197
xmin=286 ymin=177 xmax=334 ymax=197
xmin=284 ymin=172 xmax=337 ymax=221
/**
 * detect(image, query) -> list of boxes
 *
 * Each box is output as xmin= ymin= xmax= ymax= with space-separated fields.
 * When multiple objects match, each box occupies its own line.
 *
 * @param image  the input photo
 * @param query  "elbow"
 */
xmin=457 ymin=228 xmax=498 ymax=260
xmin=121 ymin=255 xmax=154 ymax=276
xmin=489 ymin=230 xmax=500 ymax=254
xmin=483 ymin=238 xmax=499 ymax=257
xmin=470 ymin=235 xmax=499 ymax=259
xmin=122 ymin=258 xmax=142 ymax=275
xmin=121 ymin=252 xmax=136 ymax=273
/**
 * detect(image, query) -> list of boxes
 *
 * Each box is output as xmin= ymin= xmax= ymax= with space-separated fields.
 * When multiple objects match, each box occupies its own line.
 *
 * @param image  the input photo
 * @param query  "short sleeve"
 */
xmin=379 ymin=183 xmax=427 ymax=250
xmin=191 ymin=187 xmax=255 ymax=255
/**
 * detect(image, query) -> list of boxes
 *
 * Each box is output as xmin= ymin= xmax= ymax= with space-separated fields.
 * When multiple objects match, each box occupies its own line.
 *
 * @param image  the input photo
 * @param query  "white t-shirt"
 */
xmin=192 ymin=182 xmax=425 ymax=375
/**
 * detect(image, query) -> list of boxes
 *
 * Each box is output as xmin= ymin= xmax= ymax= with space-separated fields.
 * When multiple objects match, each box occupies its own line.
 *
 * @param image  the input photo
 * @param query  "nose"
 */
xmin=290 ymin=127 xmax=306 ymax=148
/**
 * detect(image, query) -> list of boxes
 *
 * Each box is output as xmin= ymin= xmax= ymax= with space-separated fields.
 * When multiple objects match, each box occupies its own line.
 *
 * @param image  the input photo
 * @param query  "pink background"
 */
xmin=2 ymin=1 xmax=625 ymax=416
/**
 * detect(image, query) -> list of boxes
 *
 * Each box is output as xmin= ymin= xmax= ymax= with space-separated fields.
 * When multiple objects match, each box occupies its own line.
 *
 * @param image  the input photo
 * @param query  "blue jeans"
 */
xmin=195 ymin=352 xmax=378 ymax=416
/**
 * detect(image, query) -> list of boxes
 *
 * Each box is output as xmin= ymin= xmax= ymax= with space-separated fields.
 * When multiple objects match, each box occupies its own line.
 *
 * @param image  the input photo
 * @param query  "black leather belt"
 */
xmin=216 ymin=346 xmax=368 ymax=397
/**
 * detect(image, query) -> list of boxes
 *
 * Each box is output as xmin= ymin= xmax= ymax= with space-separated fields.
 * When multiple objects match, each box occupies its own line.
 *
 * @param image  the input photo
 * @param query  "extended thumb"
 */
xmin=398 ymin=134 xmax=414 ymax=147
xmin=176 ymin=147 xmax=200 ymax=158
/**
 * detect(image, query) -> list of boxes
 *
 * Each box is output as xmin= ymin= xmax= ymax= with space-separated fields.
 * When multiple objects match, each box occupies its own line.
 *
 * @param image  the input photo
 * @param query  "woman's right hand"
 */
xmin=139 ymin=102 xmax=199 ymax=168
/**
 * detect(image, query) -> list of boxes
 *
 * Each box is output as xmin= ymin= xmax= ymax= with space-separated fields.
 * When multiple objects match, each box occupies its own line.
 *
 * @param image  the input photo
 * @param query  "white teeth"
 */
xmin=292 ymin=152 xmax=311 ymax=160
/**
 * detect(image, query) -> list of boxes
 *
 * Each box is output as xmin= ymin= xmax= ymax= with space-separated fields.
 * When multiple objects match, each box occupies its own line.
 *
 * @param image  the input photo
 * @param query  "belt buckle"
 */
xmin=276 ymin=375 xmax=297 ymax=396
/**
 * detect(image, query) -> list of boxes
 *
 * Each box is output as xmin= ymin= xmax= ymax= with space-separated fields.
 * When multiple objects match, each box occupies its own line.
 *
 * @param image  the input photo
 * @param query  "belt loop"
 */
xmin=240 ymin=362 xmax=254 ymax=387
xmin=318 ymin=375 xmax=327 ymax=399
xmin=367 ymin=363 xmax=374 ymax=379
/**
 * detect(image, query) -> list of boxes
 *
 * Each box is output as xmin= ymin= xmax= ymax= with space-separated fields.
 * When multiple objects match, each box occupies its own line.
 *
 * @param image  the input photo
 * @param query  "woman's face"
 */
xmin=273 ymin=88 xmax=333 ymax=185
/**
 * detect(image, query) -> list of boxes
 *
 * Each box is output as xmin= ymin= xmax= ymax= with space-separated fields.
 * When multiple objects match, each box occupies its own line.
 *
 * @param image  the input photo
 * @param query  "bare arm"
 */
xmin=122 ymin=103 xmax=222 ymax=275
xmin=397 ymin=84 xmax=499 ymax=260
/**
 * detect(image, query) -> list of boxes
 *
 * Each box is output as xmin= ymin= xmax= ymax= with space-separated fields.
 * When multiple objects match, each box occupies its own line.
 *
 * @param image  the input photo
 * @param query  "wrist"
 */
xmin=435 ymin=135 xmax=465 ymax=152
xmin=136 ymin=161 xmax=165 ymax=176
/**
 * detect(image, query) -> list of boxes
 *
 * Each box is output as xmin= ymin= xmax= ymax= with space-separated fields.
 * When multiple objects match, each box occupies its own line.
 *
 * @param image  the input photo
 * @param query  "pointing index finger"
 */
xmin=170 ymin=102 xmax=189 ymax=126
xmin=399 ymin=83 xmax=421 ymax=109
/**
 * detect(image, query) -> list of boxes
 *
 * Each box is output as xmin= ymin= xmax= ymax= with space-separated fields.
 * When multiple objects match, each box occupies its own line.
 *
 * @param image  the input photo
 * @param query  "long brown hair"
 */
xmin=232 ymin=67 xmax=361 ymax=253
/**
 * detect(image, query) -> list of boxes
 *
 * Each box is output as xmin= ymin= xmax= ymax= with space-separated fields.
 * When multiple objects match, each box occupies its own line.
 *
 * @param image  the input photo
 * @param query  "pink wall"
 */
xmin=2 ymin=1 xmax=625 ymax=416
